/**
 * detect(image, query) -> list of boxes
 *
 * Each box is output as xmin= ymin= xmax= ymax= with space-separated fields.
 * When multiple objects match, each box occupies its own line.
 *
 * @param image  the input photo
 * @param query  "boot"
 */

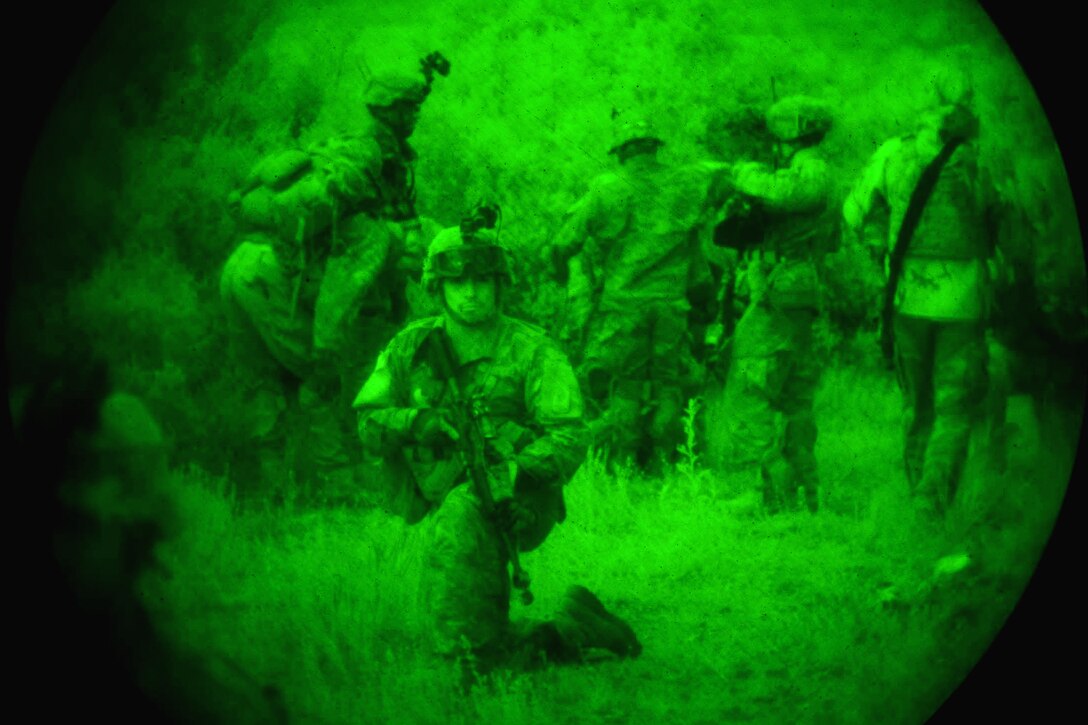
xmin=555 ymin=585 xmax=642 ymax=659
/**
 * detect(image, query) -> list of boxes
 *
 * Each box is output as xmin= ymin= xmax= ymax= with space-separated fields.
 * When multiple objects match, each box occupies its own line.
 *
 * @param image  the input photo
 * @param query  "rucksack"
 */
xmin=234 ymin=134 xmax=383 ymax=252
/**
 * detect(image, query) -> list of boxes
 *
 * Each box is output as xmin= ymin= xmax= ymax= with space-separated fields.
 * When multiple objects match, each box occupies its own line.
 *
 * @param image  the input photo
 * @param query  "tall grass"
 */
xmin=138 ymin=357 xmax=1068 ymax=723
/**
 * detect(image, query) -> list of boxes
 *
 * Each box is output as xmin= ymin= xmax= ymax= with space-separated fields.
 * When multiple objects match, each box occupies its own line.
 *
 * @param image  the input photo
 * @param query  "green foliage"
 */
xmin=821 ymin=244 xmax=882 ymax=325
xmin=139 ymin=368 xmax=1062 ymax=722
xmin=13 ymin=0 xmax=1085 ymax=459
xmin=8 ymin=3 xmax=1083 ymax=719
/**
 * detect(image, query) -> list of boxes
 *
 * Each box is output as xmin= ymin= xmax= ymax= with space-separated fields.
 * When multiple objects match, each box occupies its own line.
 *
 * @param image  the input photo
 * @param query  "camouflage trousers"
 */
xmin=422 ymin=485 xmax=575 ymax=676
xmin=219 ymin=241 xmax=384 ymax=499
xmin=580 ymin=297 xmax=693 ymax=468
xmin=893 ymin=314 xmax=987 ymax=517
xmin=718 ymin=302 xmax=820 ymax=513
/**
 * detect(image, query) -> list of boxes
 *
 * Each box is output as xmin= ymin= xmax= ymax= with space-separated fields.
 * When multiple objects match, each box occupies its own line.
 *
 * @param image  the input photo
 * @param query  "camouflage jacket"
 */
xmin=552 ymin=156 xmax=732 ymax=303
xmin=842 ymin=114 xmax=998 ymax=321
xmin=353 ymin=314 xmax=588 ymax=505
xmin=233 ymin=116 xmax=431 ymax=355
xmin=732 ymin=148 xmax=835 ymax=309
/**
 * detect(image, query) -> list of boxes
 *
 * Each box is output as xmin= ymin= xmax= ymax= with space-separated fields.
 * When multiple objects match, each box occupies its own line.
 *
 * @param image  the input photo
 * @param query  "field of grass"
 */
xmin=138 ymin=354 xmax=1070 ymax=724
xmin=10 ymin=1 xmax=1082 ymax=721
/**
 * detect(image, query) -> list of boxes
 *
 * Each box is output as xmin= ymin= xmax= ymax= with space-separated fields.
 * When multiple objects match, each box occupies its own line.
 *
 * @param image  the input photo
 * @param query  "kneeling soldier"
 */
xmin=353 ymin=204 xmax=641 ymax=682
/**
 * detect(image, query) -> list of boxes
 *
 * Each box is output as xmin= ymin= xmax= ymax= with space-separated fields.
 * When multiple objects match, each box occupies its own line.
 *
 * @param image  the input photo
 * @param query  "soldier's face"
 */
xmin=442 ymin=275 xmax=498 ymax=326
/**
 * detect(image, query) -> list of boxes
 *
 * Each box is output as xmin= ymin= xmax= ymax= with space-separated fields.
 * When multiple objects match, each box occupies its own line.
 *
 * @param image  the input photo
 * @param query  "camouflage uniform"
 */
xmin=842 ymin=69 xmax=995 ymax=517
xmin=551 ymin=117 xmax=729 ymax=468
xmin=219 ymin=67 xmax=444 ymax=499
xmin=354 ymin=219 xmax=640 ymax=676
xmin=718 ymin=96 xmax=836 ymax=514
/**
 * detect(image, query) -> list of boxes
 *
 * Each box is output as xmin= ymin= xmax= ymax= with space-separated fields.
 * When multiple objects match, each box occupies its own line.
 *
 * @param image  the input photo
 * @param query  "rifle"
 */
xmin=422 ymin=325 xmax=534 ymax=606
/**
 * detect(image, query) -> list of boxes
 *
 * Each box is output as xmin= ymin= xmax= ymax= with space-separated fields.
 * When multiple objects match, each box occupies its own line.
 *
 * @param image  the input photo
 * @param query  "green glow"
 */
xmin=9 ymin=1 xmax=1084 ymax=722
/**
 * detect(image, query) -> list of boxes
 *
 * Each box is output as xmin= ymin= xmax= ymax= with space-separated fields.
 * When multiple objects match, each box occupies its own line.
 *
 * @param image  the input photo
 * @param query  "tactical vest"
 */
xmin=763 ymin=203 xmax=836 ymax=260
xmin=907 ymin=145 xmax=987 ymax=260
xmin=760 ymin=203 xmax=837 ymax=310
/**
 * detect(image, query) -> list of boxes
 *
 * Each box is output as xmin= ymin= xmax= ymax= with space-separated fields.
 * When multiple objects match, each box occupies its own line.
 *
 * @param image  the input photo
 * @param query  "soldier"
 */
xmin=548 ymin=113 xmax=730 ymax=471
xmin=715 ymin=96 xmax=836 ymax=514
xmin=842 ymin=66 xmax=996 ymax=519
xmin=353 ymin=205 xmax=641 ymax=682
xmin=219 ymin=54 xmax=448 ymax=503
xmin=16 ymin=357 xmax=284 ymax=722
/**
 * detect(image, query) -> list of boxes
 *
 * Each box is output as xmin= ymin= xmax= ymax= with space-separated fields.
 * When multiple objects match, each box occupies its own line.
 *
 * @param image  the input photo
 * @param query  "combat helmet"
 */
xmin=421 ymin=202 xmax=512 ymax=294
xmin=608 ymin=113 xmax=664 ymax=156
xmin=764 ymin=96 xmax=833 ymax=145
xmin=366 ymin=72 xmax=430 ymax=110
xmin=930 ymin=64 xmax=973 ymax=108
xmin=928 ymin=64 xmax=978 ymax=141
xmin=365 ymin=51 xmax=451 ymax=110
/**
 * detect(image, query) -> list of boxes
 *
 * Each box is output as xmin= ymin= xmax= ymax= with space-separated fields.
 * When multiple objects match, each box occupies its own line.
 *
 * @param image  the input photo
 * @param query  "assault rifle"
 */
xmin=422 ymin=325 xmax=534 ymax=606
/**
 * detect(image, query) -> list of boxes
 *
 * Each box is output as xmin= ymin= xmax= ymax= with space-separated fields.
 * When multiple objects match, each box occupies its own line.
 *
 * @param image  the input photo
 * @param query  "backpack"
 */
xmin=234 ymin=134 xmax=383 ymax=252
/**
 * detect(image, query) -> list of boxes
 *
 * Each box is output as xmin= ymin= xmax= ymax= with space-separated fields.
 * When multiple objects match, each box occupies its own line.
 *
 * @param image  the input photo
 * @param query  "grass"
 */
xmin=135 ymin=355 xmax=1071 ymax=723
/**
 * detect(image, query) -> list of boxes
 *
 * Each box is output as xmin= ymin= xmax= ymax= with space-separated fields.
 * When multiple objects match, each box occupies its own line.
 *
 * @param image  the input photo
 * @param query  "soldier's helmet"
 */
xmin=366 ymin=72 xmax=429 ymax=110
xmin=608 ymin=115 xmax=665 ymax=156
xmin=929 ymin=65 xmax=977 ymax=140
xmin=930 ymin=65 xmax=974 ymax=107
xmin=366 ymin=52 xmax=449 ymax=112
xmin=765 ymin=96 xmax=833 ymax=144
xmin=421 ymin=203 xmax=512 ymax=294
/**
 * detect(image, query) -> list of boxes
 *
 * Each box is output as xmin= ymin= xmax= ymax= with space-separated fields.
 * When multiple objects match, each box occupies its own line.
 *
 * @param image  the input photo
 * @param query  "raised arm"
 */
xmin=842 ymin=139 xmax=899 ymax=268
xmin=734 ymin=152 xmax=830 ymax=213
xmin=547 ymin=174 xmax=627 ymax=281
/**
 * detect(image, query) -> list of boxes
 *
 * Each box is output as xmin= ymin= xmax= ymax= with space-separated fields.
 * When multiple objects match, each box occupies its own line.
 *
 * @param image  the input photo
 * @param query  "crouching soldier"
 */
xmin=353 ymin=204 xmax=641 ymax=682
xmin=220 ymin=54 xmax=449 ymax=505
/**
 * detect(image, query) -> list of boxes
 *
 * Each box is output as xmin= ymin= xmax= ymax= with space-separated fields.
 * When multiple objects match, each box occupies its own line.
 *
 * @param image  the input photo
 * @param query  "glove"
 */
xmin=494 ymin=496 xmax=537 ymax=537
xmin=483 ymin=436 xmax=516 ymax=466
xmin=410 ymin=408 xmax=459 ymax=446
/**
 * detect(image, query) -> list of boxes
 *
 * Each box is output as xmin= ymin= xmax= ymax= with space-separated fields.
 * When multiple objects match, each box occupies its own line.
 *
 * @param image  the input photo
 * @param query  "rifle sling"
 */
xmin=880 ymin=135 xmax=965 ymax=359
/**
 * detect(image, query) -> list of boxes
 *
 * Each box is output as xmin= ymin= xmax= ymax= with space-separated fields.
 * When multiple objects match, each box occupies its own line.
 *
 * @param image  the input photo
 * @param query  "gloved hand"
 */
xmin=410 ymin=408 xmax=459 ymax=446
xmin=494 ymin=496 xmax=537 ymax=537
xmin=483 ymin=436 xmax=516 ymax=466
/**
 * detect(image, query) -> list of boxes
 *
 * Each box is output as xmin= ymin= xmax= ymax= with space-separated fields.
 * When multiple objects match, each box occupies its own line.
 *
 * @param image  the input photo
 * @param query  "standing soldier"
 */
xmin=353 ymin=205 xmax=640 ymax=682
xmin=547 ymin=113 xmax=730 ymax=472
xmin=842 ymin=66 xmax=996 ymax=519
xmin=715 ymin=96 xmax=836 ymax=514
xmin=219 ymin=54 xmax=448 ymax=503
